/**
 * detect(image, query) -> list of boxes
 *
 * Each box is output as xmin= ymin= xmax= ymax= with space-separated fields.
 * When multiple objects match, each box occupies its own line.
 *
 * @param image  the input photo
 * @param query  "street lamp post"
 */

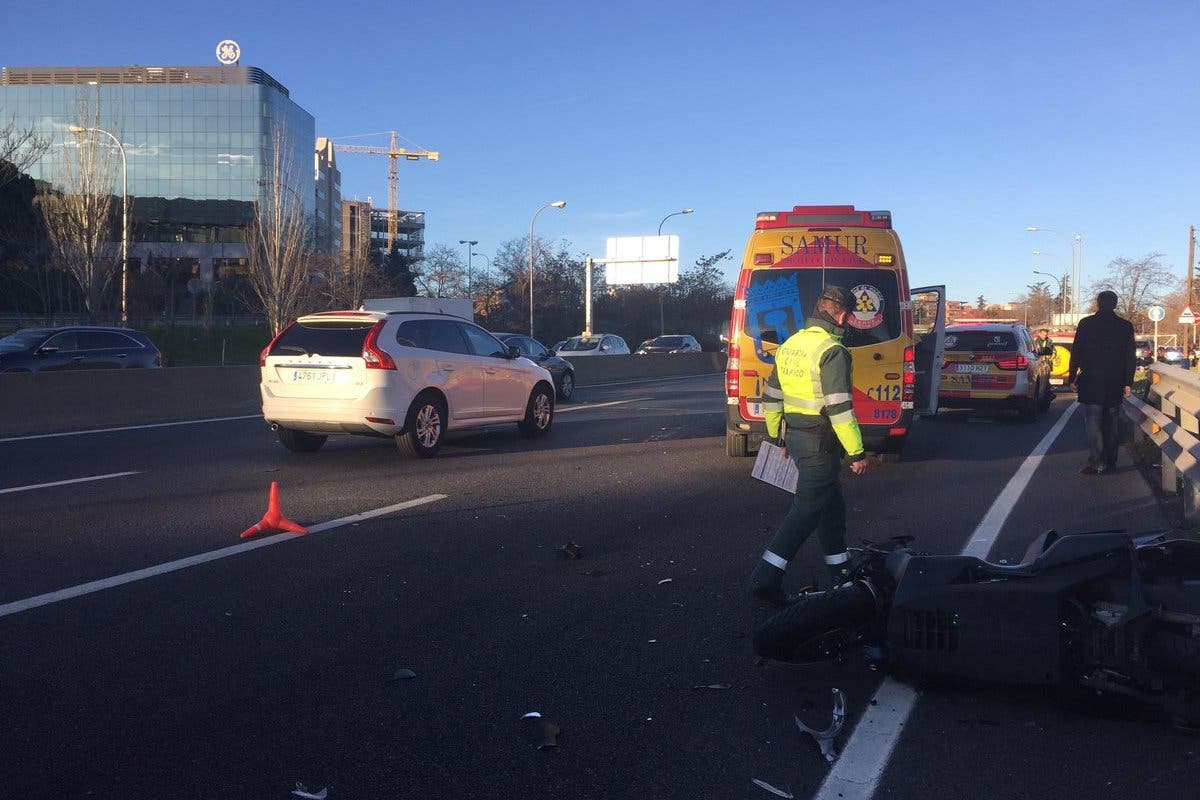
xmin=458 ymin=239 xmax=477 ymax=295
xmin=529 ymin=201 xmax=566 ymax=338
xmin=1033 ymin=267 xmax=1067 ymax=317
xmin=70 ymin=124 xmax=128 ymax=326
xmin=656 ymin=208 xmax=693 ymax=335
xmin=1028 ymin=226 xmax=1083 ymax=317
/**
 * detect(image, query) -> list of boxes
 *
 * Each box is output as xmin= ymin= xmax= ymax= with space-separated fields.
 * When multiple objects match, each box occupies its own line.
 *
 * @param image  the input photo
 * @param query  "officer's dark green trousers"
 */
xmin=750 ymin=424 xmax=849 ymax=591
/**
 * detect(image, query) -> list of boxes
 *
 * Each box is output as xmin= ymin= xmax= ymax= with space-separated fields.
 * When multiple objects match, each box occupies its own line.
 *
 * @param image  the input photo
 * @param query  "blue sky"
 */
xmin=4 ymin=1 xmax=1197 ymax=306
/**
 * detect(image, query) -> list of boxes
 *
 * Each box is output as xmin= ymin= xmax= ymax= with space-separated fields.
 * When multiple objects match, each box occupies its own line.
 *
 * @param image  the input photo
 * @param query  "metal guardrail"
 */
xmin=1125 ymin=362 xmax=1200 ymax=520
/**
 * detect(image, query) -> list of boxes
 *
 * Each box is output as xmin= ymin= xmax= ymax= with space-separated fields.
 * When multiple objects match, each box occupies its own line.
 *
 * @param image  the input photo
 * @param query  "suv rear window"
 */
xmin=271 ymin=321 xmax=374 ymax=357
xmin=944 ymin=330 xmax=1017 ymax=351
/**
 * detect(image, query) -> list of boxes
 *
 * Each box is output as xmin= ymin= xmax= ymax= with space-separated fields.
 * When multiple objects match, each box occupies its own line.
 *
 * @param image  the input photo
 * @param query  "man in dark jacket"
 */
xmin=1068 ymin=290 xmax=1135 ymax=475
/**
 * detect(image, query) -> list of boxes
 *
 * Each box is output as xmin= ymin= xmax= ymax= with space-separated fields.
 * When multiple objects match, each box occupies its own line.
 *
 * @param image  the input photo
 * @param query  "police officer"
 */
xmin=1033 ymin=328 xmax=1055 ymax=366
xmin=750 ymin=285 xmax=868 ymax=607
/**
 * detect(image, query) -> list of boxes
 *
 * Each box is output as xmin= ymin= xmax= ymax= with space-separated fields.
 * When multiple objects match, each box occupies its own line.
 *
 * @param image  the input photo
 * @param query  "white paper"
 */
xmin=751 ymin=441 xmax=798 ymax=494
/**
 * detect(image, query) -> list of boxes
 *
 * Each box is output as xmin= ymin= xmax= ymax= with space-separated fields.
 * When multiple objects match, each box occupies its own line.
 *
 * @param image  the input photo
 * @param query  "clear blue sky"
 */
xmin=5 ymin=1 xmax=1197 ymax=306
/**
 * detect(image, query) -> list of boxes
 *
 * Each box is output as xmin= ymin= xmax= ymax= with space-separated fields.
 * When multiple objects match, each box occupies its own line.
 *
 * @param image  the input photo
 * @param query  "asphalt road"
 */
xmin=1 ymin=375 xmax=1194 ymax=800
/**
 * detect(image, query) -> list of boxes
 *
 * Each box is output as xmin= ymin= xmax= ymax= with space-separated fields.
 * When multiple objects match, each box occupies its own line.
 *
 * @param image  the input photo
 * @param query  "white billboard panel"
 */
xmin=604 ymin=235 xmax=679 ymax=285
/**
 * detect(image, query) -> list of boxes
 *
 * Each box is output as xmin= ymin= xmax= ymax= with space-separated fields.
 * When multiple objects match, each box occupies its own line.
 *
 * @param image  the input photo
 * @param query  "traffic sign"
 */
xmin=1180 ymin=306 xmax=1197 ymax=325
xmin=1148 ymin=305 xmax=1165 ymax=322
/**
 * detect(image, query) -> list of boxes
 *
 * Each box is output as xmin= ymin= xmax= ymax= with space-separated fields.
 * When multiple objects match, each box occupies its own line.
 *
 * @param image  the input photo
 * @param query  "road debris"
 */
xmin=794 ymin=688 xmax=845 ymax=763
xmin=751 ymin=778 xmax=794 ymax=798
xmin=657 ymin=578 xmax=673 ymax=585
xmin=388 ymin=668 xmax=417 ymax=682
xmin=692 ymin=683 xmax=732 ymax=691
xmin=521 ymin=712 xmax=542 ymax=719
xmin=555 ymin=542 xmax=583 ymax=559
xmin=292 ymin=784 xmax=328 ymax=799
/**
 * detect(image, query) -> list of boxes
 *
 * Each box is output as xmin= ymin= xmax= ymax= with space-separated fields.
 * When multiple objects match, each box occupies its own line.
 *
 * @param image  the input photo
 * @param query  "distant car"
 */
xmin=635 ymin=334 xmax=702 ymax=354
xmin=938 ymin=322 xmax=1052 ymax=422
xmin=1135 ymin=338 xmax=1154 ymax=366
xmin=0 ymin=326 xmax=163 ymax=372
xmin=1162 ymin=346 xmax=1186 ymax=365
xmin=495 ymin=333 xmax=576 ymax=401
xmin=556 ymin=334 xmax=630 ymax=356
xmin=260 ymin=310 xmax=556 ymax=457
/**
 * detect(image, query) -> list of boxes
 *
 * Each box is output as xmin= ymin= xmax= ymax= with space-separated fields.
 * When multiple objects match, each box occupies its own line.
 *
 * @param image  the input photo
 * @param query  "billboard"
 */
xmin=604 ymin=235 xmax=679 ymax=285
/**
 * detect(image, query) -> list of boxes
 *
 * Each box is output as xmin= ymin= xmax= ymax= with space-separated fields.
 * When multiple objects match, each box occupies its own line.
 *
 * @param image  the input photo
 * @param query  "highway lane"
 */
xmin=0 ymin=375 xmax=1192 ymax=799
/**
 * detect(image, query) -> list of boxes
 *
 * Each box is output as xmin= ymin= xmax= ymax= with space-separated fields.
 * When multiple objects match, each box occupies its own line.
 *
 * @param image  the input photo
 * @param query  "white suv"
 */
xmin=260 ymin=310 xmax=556 ymax=457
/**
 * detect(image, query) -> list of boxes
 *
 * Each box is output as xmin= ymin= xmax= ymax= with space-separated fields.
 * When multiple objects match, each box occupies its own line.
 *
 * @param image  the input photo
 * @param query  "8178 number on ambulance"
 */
xmin=725 ymin=205 xmax=945 ymax=459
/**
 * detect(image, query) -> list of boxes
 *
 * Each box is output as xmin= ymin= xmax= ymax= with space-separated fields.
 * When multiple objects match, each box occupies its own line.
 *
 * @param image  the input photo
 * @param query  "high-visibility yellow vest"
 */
xmin=763 ymin=325 xmax=864 ymax=456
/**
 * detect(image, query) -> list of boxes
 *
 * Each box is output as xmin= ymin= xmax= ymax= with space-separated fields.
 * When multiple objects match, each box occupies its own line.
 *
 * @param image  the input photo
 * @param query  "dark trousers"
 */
xmin=1082 ymin=402 xmax=1121 ymax=468
xmin=750 ymin=425 xmax=847 ymax=590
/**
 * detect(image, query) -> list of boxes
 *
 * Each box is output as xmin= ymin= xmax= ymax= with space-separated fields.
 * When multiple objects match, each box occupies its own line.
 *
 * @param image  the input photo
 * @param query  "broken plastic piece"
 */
xmin=389 ymin=668 xmax=417 ymax=681
xmin=657 ymin=578 xmax=673 ymax=585
xmin=292 ymin=784 xmax=328 ymax=799
xmin=555 ymin=542 xmax=582 ymax=559
xmin=692 ymin=683 xmax=732 ymax=690
xmin=794 ymin=688 xmax=845 ymax=763
xmin=521 ymin=711 xmax=542 ymax=719
xmin=751 ymin=778 xmax=794 ymax=798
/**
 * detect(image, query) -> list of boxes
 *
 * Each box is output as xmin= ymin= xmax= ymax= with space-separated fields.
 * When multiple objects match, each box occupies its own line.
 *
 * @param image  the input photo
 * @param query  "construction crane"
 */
xmin=333 ymin=131 xmax=439 ymax=252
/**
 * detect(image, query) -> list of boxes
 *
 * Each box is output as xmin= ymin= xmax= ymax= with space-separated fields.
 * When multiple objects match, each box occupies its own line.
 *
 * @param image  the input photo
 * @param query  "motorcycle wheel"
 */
xmin=753 ymin=582 xmax=877 ymax=663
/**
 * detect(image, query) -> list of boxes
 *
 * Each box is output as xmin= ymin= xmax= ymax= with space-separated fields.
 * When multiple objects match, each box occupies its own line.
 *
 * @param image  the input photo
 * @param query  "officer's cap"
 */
xmin=818 ymin=285 xmax=854 ymax=312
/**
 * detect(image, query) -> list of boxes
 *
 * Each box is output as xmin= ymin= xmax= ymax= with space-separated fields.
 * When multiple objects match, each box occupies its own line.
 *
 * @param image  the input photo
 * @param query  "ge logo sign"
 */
xmin=216 ymin=40 xmax=241 ymax=65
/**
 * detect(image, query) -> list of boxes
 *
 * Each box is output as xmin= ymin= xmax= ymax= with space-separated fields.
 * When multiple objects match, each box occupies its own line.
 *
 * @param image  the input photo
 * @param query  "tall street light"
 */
xmin=70 ymin=124 xmax=128 ymax=327
xmin=529 ymin=201 xmax=566 ymax=338
xmin=458 ymin=239 xmax=477 ymax=295
xmin=1027 ymin=226 xmax=1083 ymax=317
xmin=1032 ymin=268 xmax=1067 ymax=317
xmin=656 ymin=208 xmax=693 ymax=334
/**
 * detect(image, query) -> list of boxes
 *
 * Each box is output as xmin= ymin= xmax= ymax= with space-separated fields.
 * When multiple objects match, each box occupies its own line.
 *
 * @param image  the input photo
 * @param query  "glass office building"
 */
xmin=0 ymin=65 xmax=316 ymax=284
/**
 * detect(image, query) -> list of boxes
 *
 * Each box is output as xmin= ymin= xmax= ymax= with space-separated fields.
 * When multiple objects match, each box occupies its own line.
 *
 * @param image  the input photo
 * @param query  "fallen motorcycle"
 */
xmin=753 ymin=530 xmax=1200 ymax=730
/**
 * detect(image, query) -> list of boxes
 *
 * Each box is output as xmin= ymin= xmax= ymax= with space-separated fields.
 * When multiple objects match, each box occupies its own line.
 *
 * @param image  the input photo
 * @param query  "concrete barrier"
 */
xmin=0 ymin=354 xmax=725 ymax=437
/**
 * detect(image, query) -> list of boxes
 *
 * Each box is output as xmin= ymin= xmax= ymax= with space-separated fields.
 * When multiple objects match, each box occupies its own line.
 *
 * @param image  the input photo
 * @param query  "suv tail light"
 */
xmin=259 ymin=325 xmax=292 ymax=367
xmin=996 ymin=355 xmax=1028 ymax=370
xmin=362 ymin=321 xmax=396 ymax=370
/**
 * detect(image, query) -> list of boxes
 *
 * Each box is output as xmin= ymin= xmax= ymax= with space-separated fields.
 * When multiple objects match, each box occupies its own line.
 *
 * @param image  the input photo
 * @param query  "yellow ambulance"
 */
xmin=725 ymin=205 xmax=944 ymax=459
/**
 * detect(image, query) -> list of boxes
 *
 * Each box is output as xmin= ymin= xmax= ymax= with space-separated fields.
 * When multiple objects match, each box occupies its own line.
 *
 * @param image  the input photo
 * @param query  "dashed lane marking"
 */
xmin=0 ymin=493 xmax=448 ymax=619
xmin=557 ymin=398 xmax=652 ymax=413
xmin=813 ymin=402 xmax=1080 ymax=800
xmin=1 ymin=471 xmax=141 ymax=495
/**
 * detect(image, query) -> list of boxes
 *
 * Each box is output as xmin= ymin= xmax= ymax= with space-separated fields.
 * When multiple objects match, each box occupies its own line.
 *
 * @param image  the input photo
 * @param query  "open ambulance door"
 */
xmin=909 ymin=285 xmax=946 ymax=417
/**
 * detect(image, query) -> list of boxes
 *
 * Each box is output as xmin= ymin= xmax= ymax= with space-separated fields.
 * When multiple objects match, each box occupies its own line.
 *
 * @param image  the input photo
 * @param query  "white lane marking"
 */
xmin=0 ymin=471 xmax=141 ymax=495
xmin=0 ymin=415 xmax=262 ymax=443
xmin=0 ymin=493 xmax=447 ymax=619
xmin=556 ymin=398 xmax=652 ymax=413
xmin=814 ymin=402 xmax=1079 ymax=800
xmin=961 ymin=402 xmax=1079 ymax=558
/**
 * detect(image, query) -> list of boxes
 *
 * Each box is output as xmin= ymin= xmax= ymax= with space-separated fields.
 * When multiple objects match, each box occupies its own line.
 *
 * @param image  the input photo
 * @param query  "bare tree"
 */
xmin=416 ymin=243 xmax=467 ymax=298
xmin=320 ymin=224 xmax=383 ymax=309
xmin=1089 ymin=252 xmax=1178 ymax=327
xmin=245 ymin=128 xmax=315 ymax=335
xmin=35 ymin=100 xmax=120 ymax=323
xmin=0 ymin=117 xmax=50 ymax=191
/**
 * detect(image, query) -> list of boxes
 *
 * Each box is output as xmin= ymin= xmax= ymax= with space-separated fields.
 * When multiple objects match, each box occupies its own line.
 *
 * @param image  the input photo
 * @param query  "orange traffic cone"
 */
xmin=240 ymin=481 xmax=308 ymax=539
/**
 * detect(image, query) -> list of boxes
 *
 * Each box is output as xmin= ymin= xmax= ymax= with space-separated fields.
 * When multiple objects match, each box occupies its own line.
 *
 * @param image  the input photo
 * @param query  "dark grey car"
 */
xmin=0 ymin=326 xmax=163 ymax=372
xmin=496 ymin=333 xmax=576 ymax=401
